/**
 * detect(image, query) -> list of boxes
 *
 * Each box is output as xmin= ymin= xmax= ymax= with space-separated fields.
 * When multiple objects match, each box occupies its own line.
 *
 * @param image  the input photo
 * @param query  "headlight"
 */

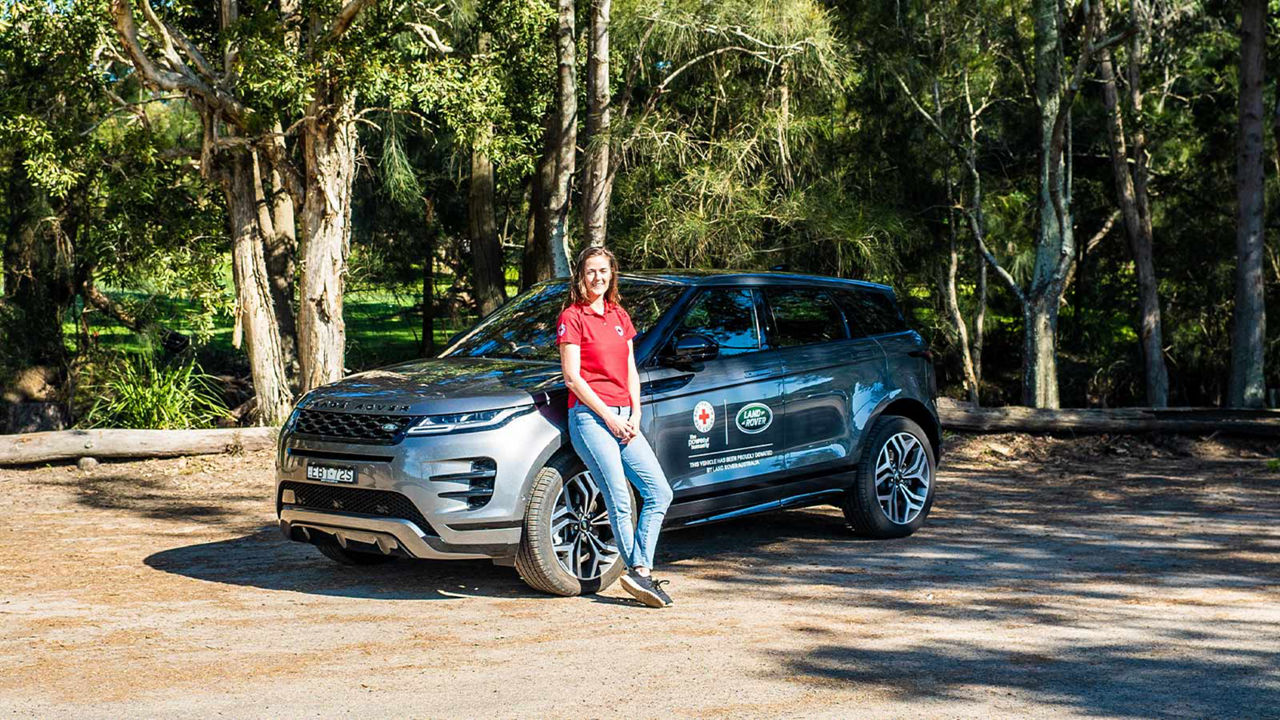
xmin=406 ymin=405 xmax=535 ymax=435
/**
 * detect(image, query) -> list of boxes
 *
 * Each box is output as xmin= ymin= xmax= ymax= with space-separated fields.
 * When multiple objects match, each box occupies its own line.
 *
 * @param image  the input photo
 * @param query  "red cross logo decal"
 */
xmin=693 ymin=400 xmax=715 ymax=433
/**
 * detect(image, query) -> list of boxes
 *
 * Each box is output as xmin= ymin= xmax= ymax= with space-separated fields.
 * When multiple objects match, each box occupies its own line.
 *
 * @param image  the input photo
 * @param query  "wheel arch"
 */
xmin=873 ymin=397 xmax=942 ymax=461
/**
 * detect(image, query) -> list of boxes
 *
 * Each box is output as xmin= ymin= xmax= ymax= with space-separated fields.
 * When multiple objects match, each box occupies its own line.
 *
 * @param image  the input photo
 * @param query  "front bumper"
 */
xmin=279 ymin=509 xmax=490 ymax=559
xmin=275 ymin=405 xmax=564 ymax=562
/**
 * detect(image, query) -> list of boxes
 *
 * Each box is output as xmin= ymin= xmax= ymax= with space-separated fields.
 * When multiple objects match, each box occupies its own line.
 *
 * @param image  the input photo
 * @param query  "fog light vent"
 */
xmin=437 ymin=458 xmax=497 ymax=509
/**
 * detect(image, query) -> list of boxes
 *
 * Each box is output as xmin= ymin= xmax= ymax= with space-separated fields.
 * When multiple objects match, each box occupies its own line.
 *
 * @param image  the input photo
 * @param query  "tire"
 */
xmin=842 ymin=415 xmax=936 ymax=539
xmin=515 ymin=452 xmax=630 ymax=596
xmin=315 ymin=538 xmax=397 ymax=566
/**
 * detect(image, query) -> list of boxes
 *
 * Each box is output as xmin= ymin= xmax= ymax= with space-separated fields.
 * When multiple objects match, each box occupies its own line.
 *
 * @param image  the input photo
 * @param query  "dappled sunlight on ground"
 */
xmin=0 ymin=433 xmax=1276 ymax=717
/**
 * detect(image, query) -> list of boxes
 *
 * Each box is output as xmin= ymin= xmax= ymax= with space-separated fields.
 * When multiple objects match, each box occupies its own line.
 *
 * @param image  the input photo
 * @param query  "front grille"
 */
xmin=279 ymin=481 xmax=436 ymax=535
xmin=292 ymin=410 xmax=420 ymax=445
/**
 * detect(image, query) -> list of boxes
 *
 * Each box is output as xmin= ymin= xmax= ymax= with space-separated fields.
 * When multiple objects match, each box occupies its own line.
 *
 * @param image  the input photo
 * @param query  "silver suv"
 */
xmin=276 ymin=272 xmax=941 ymax=596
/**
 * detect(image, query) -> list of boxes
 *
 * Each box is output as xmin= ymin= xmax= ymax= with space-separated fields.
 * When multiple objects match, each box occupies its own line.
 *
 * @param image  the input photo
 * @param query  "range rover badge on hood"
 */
xmin=309 ymin=399 xmax=411 ymax=413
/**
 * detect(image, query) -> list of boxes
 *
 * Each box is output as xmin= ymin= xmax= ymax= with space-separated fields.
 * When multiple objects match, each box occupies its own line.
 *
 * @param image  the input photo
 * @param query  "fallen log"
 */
xmin=0 ymin=427 xmax=278 ymax=466
xmin=938 ymin=398 xmax=1280 ymax=438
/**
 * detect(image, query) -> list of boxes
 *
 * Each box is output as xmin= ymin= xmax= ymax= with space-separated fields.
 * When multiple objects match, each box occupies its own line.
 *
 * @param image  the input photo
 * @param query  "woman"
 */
xmin=558 ymin=246 xmax=675 ymax=608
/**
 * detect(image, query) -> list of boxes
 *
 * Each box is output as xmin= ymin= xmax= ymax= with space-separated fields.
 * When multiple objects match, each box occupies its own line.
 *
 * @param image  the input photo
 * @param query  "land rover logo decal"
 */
xmin=735 ymin=403 xmax=772 ymax=434
xmin=381 ymin=422 xmax=400 ymax=432
xmin=693 ymin=401 xmax=715 ymax=433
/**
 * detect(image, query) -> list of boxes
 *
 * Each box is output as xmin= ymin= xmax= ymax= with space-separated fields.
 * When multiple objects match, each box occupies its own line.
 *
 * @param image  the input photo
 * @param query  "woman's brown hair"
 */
xmin=568 ymin=246 xmax=620 ymax=307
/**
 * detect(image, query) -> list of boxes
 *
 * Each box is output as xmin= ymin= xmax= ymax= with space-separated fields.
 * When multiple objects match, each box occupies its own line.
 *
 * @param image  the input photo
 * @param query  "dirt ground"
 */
xmin=1 ymin=432 xmax=1277 ymax=719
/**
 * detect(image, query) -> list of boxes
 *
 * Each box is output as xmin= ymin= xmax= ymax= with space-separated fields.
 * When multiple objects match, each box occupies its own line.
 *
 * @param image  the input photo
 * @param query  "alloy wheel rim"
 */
xmin=551 ymin=471 xmax=620 ymax=580
xmin=875 ymin=432 xmax=930 ymax=525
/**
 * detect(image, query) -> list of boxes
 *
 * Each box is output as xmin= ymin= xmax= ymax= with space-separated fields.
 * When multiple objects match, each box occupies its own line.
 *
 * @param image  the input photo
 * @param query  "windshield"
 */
xmin=442 ymin=279 xmax=685 ymax=361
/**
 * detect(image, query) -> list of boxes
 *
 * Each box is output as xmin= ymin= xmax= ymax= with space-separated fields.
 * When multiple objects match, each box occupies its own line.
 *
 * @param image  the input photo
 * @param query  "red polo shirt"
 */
xmin=557 ymin=301 xmax=637 ymax=408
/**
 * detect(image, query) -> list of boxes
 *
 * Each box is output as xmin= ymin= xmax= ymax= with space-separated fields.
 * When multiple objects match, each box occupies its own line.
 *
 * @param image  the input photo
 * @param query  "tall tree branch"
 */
xmin=326 ymin=0 xmax=376 ymax=42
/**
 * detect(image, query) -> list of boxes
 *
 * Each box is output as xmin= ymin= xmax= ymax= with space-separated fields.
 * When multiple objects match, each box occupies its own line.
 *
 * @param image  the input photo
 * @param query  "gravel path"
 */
xmin=1 ymin=434 xmax=1277 ymax=719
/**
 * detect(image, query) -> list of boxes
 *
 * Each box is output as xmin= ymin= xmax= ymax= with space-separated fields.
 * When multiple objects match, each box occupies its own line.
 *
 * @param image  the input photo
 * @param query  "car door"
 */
xmin=763 ymin=286 xmax=887 ymax=474
xmin=640 ymin=287 xmax=788 ymax=521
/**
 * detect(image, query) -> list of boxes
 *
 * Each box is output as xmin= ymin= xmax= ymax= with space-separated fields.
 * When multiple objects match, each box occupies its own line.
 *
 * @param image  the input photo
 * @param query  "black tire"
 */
xmin=515 ymin=452 xmax=630 ymax=597
xmin=842 ymin=415 xmax=936 ymax=538
xmin=315 ymin=538 xmax=397 ymax=566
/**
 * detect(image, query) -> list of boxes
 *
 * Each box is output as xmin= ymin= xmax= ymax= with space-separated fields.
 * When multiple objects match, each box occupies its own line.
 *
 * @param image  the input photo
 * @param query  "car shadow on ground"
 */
xmin=143 ymin=526 xmax=540 ymax=601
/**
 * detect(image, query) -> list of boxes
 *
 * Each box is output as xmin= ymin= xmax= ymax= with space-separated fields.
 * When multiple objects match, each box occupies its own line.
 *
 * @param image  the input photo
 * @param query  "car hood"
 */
xmin=300 ymin=357 xmax=564 ymax=416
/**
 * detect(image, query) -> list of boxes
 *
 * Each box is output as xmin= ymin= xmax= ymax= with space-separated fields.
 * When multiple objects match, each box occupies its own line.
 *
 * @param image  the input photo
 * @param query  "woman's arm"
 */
xmin=560 ymin=343 xmax=633 ymax=441
xmin=625 ymin=340 xmax=642 ymax=435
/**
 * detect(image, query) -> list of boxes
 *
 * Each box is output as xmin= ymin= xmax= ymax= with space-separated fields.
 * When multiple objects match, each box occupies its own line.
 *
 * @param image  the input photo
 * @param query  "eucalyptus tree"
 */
xmin=1229 ymin=0 xmax=1267 ymax=407
xmin=952 ymin=0 xmax=1130 ymax=407
xmin=581 ymin=0 xmax=612 ymax=248
xmin=107 ymin=0 xmax=462 ymax=421
xmin=1096 ymin=0 xmax=1170 ymax=407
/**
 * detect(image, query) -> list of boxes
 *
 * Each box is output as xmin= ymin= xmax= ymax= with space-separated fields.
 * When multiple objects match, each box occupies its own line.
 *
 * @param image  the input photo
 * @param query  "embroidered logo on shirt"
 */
xmin=615 ymin=325 xmax=624 ymax=336
xmin=558 ymin=323 xmax=566 ymax=336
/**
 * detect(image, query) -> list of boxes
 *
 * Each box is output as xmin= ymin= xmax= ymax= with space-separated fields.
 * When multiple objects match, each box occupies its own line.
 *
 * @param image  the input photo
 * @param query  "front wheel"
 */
xmin=515 ymin=453 xmax=629 ymax=596
xmin=842 ymin=415 xmax=936 ymax=538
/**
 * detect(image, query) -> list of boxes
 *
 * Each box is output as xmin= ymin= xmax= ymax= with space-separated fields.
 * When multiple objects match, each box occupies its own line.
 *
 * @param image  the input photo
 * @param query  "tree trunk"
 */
xmin=1026 ymin=0 xmax=1076 ymax=409
xmin=297 ymin=95 xmax=357 ymax=394
xmin=469 ymin=116 xmax=506 ymax=314
xmin=546 ymin=0 xmax=577 ymax=277
xmin=1100 ymin=47 xmax=1169 ymax=407
xmin=222 ymin=153 xmax=293 ymax=425
xmin=1229 ymin=0 xmax=1267 ymax=408
xmin=973 ymin=256 xmax=986 ymax=389
xmin=942 ymin=225 xmax=979 ymax=405
xmin=422 ymin=197 xmax=437 ymax=356
xmin=1023 ymin=295 xmax=1060 ymax=408
xmin=523 ymin=117 xmax=558 ymax=290
xmin=581 ymin=0 xmax=611 ymax=248
xmin=260 ymin=140 xmax=299 ymax=381
xmin=941 ymin=160 xmax=978 ymax=405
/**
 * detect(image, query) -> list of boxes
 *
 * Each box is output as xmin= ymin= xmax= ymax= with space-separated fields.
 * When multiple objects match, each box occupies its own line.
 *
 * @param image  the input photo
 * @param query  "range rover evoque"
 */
xmin=276 ymin=271 xmax=941 ymax=596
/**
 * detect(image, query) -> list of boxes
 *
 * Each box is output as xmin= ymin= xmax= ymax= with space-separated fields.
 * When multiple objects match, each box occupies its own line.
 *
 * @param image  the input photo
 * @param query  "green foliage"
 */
xmin=79 ymin=351 xmax=230 ymax=430
xmin=607 ymin=0 xmax=906 ymax=277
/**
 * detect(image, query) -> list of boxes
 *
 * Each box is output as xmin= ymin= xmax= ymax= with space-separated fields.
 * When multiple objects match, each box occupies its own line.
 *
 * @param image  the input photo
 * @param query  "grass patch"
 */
xmin=61 ymin=271 xmax=520 ymax=376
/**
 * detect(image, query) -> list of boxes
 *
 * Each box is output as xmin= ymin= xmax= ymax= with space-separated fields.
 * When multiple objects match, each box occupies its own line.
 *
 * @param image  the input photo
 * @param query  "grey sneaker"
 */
xmin=650 ymin=577 xmax=673 ymax=607
xmin=620 ymin=570 xmax=667 ymax=608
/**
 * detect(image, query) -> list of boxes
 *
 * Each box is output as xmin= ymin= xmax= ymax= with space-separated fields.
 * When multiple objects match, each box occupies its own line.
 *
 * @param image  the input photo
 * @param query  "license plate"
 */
xmin=307 ymin=463 xmax=356 ymax=484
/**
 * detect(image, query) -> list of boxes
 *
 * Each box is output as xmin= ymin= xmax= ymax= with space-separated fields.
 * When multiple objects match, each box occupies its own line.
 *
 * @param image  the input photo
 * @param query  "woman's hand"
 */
xmin=604 ymin=413 xmax=634 ymax=443
xmin=624 ymin=412 xmax=642 ymax=439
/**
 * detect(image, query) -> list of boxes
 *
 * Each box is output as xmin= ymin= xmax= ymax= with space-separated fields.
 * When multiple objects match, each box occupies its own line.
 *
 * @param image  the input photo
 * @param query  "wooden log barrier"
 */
xmin=937 ymin=398 xmax=1280 ymax=438
xmin=1 ymin=399 xmax=1277 ymax=466
xmin=0 ymin=427 xmax=278 ymax=466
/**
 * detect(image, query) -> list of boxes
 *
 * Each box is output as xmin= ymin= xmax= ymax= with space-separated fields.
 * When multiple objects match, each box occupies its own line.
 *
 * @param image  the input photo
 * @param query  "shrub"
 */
xmin=79 ymin=352 xmax=229 ymax=430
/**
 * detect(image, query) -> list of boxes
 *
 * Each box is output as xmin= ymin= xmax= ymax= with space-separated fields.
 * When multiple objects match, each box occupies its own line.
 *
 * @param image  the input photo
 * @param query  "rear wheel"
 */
xmin=515 ymin=452 xmax=628 ymax=596
xmin=315 ymin=538 xmax=397 ymax=566
xmin=842 ymin=415 xmax=936 ymax=538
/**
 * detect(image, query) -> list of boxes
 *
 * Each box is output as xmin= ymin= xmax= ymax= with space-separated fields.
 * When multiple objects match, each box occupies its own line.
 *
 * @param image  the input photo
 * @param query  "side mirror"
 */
xmin=667 ymin=334 xmax=719 ymax=366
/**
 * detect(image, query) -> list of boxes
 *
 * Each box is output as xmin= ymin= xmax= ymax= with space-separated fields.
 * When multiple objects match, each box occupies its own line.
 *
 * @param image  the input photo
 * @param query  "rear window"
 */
xmin=764 ymin=288 xmax=848 ymax=348
xmin=833 ymin=289 xmax=907 ymax=338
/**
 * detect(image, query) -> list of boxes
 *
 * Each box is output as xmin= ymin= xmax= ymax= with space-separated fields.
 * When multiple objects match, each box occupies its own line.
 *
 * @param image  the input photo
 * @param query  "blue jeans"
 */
xmin=568 ymin=404 xmax=673 ymax=570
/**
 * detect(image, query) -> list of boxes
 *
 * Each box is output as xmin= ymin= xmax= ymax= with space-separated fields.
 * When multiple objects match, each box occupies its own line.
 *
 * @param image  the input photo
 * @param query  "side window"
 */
xmin=834 ymin=289 xmax=907 ymax=337
xmin=677 ymin=288 xmax=761 ymax=357
xmin=764 ymin=288 xmax=848 ymax=348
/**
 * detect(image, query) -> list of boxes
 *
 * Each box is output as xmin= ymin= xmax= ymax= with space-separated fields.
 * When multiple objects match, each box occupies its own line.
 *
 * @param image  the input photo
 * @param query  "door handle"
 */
xmin=743 ymin=368 xmax=779 ymax=378
xmin=642 ymin=374 xmax=694 ymax=395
